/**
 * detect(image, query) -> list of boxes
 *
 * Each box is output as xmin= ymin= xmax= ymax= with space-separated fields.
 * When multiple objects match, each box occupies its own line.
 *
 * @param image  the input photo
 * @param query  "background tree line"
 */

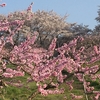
xmin=0 ymin=6 xmax=100 ymax=51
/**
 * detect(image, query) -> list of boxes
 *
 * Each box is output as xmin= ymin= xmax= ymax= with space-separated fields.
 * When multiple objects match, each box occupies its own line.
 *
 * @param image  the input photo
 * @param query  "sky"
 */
xmin=1 ymin=0 xmax=100 ymax=29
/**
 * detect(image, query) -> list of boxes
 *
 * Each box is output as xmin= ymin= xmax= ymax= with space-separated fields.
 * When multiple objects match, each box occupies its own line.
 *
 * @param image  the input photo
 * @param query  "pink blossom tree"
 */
xmin=0 ymin=1 xmax=100 ymax=100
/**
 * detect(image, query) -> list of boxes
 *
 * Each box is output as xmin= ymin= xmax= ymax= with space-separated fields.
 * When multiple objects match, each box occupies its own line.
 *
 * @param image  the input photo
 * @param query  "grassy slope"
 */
xmin=0 ymin=82 xmax=86 ymax=100
xmin=0 ymin=75 xmax=86 ymax=100
xmin=0 ymin=63 xmax=100 ymax=100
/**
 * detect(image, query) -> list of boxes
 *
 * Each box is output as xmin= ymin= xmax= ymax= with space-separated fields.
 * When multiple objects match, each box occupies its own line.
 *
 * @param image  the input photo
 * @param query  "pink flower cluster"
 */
xmin=66 ymin=80 xmax=74 ymax=90
xmin=83 ymin=81 xmax=94 ymax=93
xmin=70 ymin=93 xmax=83 ymax=99
xmin=27 ymin=2 xmax=33 ymax=12
xmin=0 ymin=1 xmax=6 ymax=7
xmin=38 ymin=84 xmax=64 ymax=96
xmin=2 ymin=68 xmax=24 ymax=78
xmin=0 ymin=20 xmax=24 ymax=31
xmin=93 ymin=91 xmax=100 ymax=100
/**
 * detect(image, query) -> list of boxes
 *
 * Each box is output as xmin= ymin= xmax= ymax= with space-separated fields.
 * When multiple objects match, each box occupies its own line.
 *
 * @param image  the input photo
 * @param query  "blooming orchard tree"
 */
xmin=0 ymin=1 xmax=100 ymax=100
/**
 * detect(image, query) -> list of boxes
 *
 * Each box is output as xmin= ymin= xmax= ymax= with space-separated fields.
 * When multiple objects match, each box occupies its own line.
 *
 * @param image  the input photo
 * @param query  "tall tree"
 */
xmin=94 ymin=6 xmax=100 ymax=33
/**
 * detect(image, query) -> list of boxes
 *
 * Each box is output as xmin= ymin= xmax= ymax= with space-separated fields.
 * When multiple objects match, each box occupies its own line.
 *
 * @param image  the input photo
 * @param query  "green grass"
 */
xmin=0 ymin=77 xmax=87 ymax=100
xmin=0 ymin=82 xmax=95 ymax=100
xmin=0 ymin=64 xmax=100 ymax=100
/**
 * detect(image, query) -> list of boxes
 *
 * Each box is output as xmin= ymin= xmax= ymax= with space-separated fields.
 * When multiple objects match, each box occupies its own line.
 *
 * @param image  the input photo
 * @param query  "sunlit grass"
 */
xmin=0 ymin=63 xmax=100 ymax=100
